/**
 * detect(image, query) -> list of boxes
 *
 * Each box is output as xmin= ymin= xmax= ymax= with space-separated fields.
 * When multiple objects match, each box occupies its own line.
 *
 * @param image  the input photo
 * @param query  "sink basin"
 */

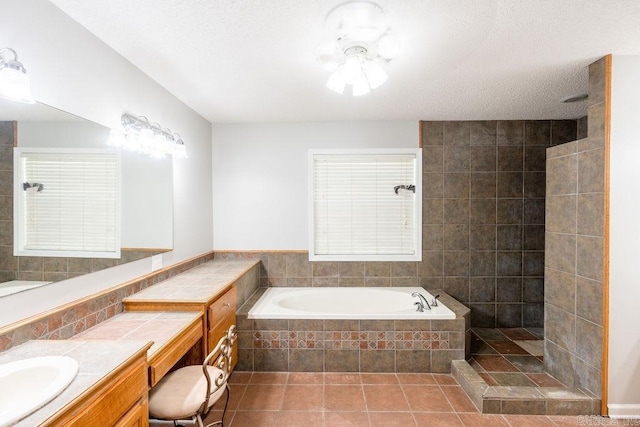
xmin=0 ymin=356 xmax=78 ymax=426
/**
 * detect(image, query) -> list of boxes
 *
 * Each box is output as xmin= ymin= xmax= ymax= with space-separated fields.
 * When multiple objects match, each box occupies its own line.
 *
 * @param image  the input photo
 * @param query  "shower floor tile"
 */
xmin=470 ymin=328 xmax=568 ymax=388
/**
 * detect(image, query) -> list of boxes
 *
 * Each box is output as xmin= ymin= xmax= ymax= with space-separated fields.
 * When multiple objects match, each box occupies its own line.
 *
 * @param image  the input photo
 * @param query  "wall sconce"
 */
xmin=0 ymin=47 xmax=34 ymax=104
xmin=108 ymin=113 xmax=188 ymax=159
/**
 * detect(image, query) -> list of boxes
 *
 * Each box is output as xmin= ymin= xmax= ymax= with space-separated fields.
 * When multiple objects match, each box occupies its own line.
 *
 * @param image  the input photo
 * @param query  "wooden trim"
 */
xmin=215 ymin=249 xmax=308 ymax=254
xmin=0 ymin=250 xmax=215 ymax=335
xmin=121 ymin=247 xmax=172 ymax=253
xmin=601 ymin=53 xmax=612 ymax=416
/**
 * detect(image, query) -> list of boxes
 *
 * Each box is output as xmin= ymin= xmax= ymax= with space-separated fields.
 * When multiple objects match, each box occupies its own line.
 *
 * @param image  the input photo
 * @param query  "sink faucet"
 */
xmin=411 ymin=292 xmax=431 ymax=311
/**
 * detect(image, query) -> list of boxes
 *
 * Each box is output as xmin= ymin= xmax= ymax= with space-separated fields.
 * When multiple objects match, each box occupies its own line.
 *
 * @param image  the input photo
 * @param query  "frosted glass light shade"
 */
xmin=363 ymin=61 xmax=387 ymax=89
xmin=342 ymin=55 xmax=363 ymax=84
xmin=0 ymin=63 xmax=34 ymax=104
xmin=352 ymin=78 xmax=371 ymax=96
xmin=326 ymin=70 xmax=346 ymax=94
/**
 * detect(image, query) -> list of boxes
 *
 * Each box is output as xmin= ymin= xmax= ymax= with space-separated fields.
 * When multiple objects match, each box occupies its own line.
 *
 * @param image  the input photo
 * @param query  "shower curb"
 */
xmin=451 ymin=360 xmax=601 ymax=415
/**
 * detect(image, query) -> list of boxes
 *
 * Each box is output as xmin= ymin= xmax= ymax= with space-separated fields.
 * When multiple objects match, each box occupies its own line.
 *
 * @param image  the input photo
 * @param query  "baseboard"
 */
xmin=608 ymin=404 xmax=640 ymax=418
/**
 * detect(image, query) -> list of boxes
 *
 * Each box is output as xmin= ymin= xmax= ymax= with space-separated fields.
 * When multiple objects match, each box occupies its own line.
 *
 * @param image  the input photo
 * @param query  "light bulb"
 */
xmin=363 ymin=61 xmax=387 ymax=89
xmin=326 ymin=70 xmax=346 ymax=94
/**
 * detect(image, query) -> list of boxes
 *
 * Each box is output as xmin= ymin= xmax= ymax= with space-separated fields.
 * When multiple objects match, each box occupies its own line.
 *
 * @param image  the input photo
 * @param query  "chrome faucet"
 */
xmin=412 ymin=292 xmax=431 ymax=311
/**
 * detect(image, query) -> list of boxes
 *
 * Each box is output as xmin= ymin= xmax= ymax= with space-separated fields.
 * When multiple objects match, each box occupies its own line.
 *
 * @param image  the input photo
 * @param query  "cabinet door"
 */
xmin=46 ymin=356 xmax=148 ymax=426
xmin=114 ymin=398 xmax=149 ymax=427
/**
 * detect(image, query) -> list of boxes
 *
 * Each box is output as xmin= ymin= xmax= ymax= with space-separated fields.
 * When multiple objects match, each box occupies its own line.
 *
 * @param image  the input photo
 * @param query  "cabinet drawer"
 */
xmin=208 ymin=287 xmax=237 ymax=329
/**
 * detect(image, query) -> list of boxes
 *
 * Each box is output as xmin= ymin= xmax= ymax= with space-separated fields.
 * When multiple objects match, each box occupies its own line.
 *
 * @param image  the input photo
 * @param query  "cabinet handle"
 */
xmin=223 ymin=303 xmax=231 ymax=308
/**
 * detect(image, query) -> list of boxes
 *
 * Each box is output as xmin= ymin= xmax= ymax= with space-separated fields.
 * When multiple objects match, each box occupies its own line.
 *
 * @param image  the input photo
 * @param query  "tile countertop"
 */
xmin=0 ymin=339 xmax=151 ymax=427
xmin=69 ymin=311 xmax=201 ymax=357
xmin=123 ymin=259 xmax=259 ymax=304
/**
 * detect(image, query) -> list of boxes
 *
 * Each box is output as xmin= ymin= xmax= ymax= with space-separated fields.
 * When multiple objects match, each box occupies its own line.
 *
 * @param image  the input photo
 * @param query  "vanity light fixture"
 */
xmin=109 ymin=113 xmax=188 ymax=159
xmin=0 ymin=47 xmax=34 ymax=104
xmin=317 ymin=1 xmax=399 ymax=96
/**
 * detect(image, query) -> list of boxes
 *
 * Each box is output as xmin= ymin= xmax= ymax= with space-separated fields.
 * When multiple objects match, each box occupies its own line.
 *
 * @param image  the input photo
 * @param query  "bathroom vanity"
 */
xmin=0 ymin=258 xmax=260 ymax=426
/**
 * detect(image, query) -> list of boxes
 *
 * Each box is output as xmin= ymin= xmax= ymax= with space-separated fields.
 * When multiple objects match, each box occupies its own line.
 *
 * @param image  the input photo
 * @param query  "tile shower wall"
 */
xmin=544 ymin=57 xmax=606 ymax=398
xmin=421 ymin=120 xmax=577 ymax=328
xmin=0 ymin=121 xmax=166 ymax=284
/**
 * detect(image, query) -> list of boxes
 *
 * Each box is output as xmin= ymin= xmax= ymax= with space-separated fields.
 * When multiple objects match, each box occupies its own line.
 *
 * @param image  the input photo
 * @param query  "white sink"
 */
xmin=0 ymin=356 xmax=78 ymax=426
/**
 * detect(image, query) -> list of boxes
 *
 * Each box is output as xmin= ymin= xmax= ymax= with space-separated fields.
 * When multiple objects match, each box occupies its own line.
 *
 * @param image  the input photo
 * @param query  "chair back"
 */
xmin=201 ymin=325 xmax=237 ymax=414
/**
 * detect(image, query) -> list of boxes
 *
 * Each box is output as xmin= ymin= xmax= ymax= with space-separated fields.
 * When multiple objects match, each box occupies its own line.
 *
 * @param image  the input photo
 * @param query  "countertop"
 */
xmin=0 ymin=340 xmax=151 ymax=427
xmin=123 ymin=259 xmax=259 ymax=304
xmin=69 ymin=311 xmax=201 ymax=357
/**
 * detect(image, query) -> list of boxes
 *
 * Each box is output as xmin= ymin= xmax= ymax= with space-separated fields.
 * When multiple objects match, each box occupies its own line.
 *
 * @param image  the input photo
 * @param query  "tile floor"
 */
xmin=469 ymin=327 xmax=567 ymax=388
xmin=197 ymin=371 xmax=592 ymax=426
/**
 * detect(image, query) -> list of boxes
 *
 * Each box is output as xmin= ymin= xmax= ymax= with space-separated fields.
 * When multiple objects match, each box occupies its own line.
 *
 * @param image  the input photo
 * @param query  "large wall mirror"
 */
xmin=0 ymin=98 xmax=174 ymax=297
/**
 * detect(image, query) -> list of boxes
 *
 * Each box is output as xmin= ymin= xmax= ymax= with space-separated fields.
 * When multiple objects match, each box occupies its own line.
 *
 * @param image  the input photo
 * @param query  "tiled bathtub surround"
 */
xmin=543 ymin=57 xmax=607 ymax=398
xmin=237 ymin=289 xmax=470 ymax=373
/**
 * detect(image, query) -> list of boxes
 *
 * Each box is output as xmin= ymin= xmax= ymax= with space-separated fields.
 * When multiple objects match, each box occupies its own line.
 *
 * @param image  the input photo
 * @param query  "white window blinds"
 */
xmin=309 ymin=149 xmax=421 ymax=261
xmin=14 ymin=148 xmax=120 ymax=258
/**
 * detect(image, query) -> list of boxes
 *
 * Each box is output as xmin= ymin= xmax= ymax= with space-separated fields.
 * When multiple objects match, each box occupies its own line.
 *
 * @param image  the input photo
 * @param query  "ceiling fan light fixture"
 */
xmin=318 ymin=1 xmax=398 ymax=96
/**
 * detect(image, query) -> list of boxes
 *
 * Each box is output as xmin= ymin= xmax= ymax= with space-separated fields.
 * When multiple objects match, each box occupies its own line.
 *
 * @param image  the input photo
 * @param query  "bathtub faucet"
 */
xmin=411 ymin=292 xmax=431 ymax=311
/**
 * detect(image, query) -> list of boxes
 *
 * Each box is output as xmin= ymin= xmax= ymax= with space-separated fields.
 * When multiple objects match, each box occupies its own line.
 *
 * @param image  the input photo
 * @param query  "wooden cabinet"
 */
xmin=123 ymin=285 xmax=238 ymax=368
xmin=43 ymin=347 xmax=149 ymax=427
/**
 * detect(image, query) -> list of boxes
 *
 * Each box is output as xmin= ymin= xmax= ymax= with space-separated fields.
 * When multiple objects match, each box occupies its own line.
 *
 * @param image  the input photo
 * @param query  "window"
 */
xmin=309 ymin=148 xmax=421 ymax=261
xmin=14 ymin=148 xmax=121 ymax=258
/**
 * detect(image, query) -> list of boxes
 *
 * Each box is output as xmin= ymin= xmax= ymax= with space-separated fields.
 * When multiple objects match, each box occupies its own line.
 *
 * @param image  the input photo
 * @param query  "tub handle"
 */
xmin=432 ymin=295 xmax=440 ymax=307
xmin=414 ymin=301 xmax=424 ymax=312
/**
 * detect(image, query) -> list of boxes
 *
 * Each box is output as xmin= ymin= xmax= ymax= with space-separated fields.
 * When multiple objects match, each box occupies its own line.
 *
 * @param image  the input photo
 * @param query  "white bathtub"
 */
xmin=247 ymin=287 xmax=456 ymax=320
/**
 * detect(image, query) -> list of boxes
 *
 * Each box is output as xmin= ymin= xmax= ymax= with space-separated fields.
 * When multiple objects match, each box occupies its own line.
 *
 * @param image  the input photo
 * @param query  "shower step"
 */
xmin=451 ymin=360 xmax=601 ymax=415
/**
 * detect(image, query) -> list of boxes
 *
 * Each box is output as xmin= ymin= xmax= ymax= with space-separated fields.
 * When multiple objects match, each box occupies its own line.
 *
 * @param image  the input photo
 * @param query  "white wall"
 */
xmin=212 ymin=121 xmax=418 ymax=250
xmin=608 ymin=55 xmax=640 ymax=418
xmin=0 ymin=0 xmax=213 ymax=327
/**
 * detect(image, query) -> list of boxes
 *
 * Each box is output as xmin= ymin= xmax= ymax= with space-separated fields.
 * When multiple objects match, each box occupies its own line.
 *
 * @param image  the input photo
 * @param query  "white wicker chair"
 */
xmin=148 ymin=325 xmax=236 ymax=427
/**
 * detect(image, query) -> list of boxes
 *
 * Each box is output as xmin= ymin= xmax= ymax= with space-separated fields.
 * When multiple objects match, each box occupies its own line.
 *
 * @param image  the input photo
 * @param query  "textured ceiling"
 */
xmin=48 ymin=0 xmax=640 ymax=123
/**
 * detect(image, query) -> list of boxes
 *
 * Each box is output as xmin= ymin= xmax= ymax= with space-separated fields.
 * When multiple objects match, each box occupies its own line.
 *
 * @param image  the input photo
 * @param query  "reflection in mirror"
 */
xmin=0 ymin=99 xmax=174 ymax=297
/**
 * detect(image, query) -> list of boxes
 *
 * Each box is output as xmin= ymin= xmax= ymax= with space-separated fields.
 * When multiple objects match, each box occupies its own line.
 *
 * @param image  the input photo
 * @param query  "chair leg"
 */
xmin=205 ymin=384 xmax=231 ymax=427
